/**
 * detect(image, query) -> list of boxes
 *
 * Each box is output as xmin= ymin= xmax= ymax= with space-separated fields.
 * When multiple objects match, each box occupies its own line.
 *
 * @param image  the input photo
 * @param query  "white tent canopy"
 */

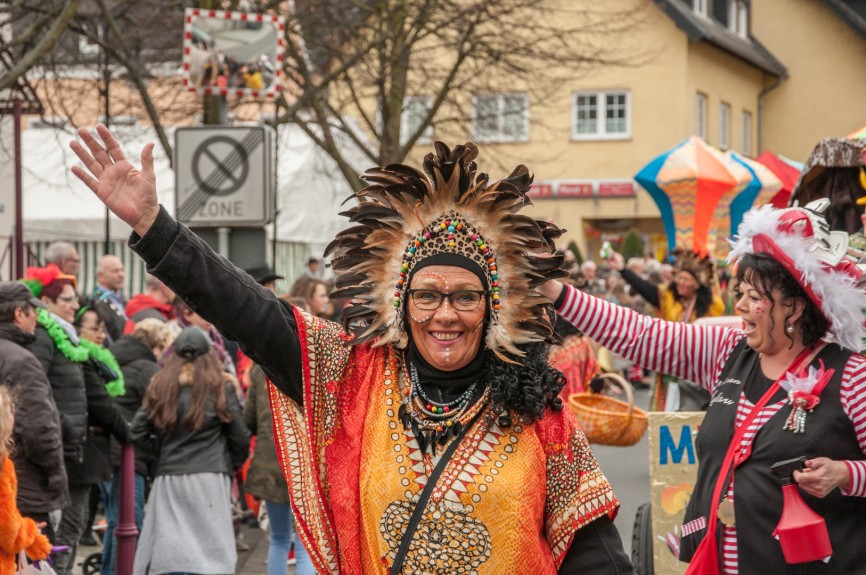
xmin=13 ymin=123 xmax=362 ymax=250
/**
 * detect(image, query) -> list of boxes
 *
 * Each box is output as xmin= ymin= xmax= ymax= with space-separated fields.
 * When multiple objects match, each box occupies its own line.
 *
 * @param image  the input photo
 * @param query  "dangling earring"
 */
xmin=786 ymin=323 xmax=794 ymax=334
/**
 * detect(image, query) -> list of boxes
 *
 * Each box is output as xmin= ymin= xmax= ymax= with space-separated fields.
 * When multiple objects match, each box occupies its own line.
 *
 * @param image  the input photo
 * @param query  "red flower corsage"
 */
xmin=779 ymin=359 xmax=834 ymax=434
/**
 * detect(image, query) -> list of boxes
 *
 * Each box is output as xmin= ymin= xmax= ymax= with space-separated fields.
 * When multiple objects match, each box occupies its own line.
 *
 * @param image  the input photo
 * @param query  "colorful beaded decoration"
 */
xmin=392 ymin=210 xmax=501 ymax=318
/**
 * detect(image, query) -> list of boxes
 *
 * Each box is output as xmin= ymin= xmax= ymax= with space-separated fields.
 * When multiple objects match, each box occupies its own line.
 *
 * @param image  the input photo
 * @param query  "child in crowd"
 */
xmin=130 ymin=327 xmax=250 ymax=575
xmin=0 ymin=386 xmax=52 ymax=575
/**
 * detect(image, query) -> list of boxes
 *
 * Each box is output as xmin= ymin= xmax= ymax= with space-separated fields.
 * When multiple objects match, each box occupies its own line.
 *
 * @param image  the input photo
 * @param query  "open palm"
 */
xmin=70 ymin=124 xmax=160 ymax=236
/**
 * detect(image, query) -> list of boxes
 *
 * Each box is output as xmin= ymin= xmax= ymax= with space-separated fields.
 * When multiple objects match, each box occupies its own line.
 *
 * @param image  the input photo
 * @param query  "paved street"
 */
xmin=592 ymin=386 xmax=653 ymax=554
xmin=75 ymin=523 xmax=286 ymax=575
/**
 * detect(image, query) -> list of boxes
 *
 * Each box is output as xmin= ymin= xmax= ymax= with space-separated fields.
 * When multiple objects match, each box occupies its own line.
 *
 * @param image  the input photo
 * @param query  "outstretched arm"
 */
xmin=70 ymin=125 xmax=305 ymax=402
xmin=543 ymin=281 xmax=741 ymax=390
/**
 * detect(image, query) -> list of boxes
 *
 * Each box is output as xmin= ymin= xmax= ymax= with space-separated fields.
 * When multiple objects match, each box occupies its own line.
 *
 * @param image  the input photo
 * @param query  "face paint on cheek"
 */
xmin=409 ymin=311 xmax=433 ymax=324
xmin=750 ymin=299 xmax=768 ymax=316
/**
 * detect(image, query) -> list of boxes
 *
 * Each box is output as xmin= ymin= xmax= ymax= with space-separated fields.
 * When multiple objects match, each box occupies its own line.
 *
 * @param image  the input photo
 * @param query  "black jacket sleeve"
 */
xmin=129 ymin=406 xmax=158 ymax=456
xmin=10 ymin=353 xmax=67 ymax=490
xmin=83 ymin=359 xmax=130 ymax=443
xmin=115 ymin=360 xmax=159 ymax=423
xmin=128 ymin=207 xmax=304 ymax=404
xmin=224 ymin=382 xmax=252 ymax=471
xmin=29 ymin=330 xmax=75 ymax=444
xmin=620 ymin=269 xmax=660 ymax=309
xmin=558 ymin=516 xmax=634 ymax=574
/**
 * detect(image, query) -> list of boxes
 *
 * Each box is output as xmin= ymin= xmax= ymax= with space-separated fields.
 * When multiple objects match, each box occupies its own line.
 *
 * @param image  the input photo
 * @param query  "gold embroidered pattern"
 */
xmin=380 ymin=498 xmax=492 ymax=574
xmin=543 ymin=411 xmax=618 ymax=561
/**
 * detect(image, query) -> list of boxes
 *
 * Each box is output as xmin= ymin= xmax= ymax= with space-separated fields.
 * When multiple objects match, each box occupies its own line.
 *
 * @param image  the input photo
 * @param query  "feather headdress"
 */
xmin=325 ymin=142 xmax=567 ymax=361
xmin=671 ymin=247 xmax=715 ymax=289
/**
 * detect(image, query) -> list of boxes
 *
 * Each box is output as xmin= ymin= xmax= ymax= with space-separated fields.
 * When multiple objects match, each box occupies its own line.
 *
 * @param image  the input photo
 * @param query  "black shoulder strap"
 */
xmin=389 ymin=408 xmax=486 ymax=575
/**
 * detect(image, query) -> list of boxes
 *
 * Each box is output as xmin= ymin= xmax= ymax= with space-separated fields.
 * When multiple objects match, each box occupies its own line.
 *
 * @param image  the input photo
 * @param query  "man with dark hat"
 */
xmin=0 ymin=281 xmax=68 ymax=540
xmin=243 ymin=263 xmax=284 ymax=293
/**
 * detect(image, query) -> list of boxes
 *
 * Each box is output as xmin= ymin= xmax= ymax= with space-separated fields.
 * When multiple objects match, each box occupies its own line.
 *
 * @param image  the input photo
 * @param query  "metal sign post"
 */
xmin=174 ymin=126 xmax=275 ymax=229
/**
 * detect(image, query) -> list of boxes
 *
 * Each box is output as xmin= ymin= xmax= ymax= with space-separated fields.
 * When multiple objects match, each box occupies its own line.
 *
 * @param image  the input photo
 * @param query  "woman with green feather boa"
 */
xmin=23 ymin=266 xmax=129 ymax=575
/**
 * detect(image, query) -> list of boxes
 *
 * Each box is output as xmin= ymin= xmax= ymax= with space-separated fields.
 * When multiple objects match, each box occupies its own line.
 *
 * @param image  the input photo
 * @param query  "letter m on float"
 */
xmin=659 ymin=425 xmax=696 ymax=465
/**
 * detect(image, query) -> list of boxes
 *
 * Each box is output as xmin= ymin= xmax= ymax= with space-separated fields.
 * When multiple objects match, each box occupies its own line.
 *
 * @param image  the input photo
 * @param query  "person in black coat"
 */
xmin=72 ymin=304 xmax=131 ymax=549
xmin=0 ymin=282 xmax=67 ymax=541
xmin=24 ymin=269 xmax=127 ymax=575
xmin=101 ymin=319 xmax=172 ymax=575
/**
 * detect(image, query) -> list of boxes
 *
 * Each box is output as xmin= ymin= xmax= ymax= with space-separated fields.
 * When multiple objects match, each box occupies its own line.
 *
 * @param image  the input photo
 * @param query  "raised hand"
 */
xmin=69 ymin=124 xmax=160 ymax=236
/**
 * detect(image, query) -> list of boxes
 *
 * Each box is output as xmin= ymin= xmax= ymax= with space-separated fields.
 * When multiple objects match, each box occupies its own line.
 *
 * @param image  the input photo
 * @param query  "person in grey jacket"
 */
xmin=0 ymin=282 xmax=67 ymax=540
xmin=130 ymin=327 xmax=250 ymax=575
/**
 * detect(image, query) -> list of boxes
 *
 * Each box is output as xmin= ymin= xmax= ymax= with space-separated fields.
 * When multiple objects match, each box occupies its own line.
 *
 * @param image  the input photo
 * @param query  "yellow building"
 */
xmin=395 ymin=0 xmax=866 ymax=259
xmin=755 ymin=0 xmax=866 ymax=160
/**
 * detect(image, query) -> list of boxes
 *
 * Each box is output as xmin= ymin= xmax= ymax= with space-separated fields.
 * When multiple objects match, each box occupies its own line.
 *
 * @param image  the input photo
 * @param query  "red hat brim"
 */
xmin=751 ymin=233 xmax=824 ymax=314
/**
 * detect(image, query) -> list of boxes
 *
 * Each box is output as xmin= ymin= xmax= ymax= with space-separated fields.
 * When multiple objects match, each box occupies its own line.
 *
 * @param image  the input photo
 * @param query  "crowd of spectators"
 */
xmin=1 ymin=242 xmax=323 ymax=575
xmin=553 ymin=243 xmax=731 ymax=398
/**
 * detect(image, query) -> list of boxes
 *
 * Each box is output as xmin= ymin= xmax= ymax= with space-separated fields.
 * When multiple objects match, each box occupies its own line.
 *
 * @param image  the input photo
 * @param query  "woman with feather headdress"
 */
xmin=69 ymin=125 xmax=632 ymax=574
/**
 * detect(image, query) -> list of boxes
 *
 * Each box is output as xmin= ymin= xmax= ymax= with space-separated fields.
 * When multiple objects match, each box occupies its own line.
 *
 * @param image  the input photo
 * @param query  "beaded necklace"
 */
xmin=398 ymin=361 xmax=489 ymax=455
xmin=412 ymin=364 xmax=478 ymax=415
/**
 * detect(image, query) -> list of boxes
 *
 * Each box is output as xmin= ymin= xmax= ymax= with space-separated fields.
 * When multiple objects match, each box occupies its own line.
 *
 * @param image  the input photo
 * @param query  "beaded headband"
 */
xmin=395 ymin=211 xmax=501 ymax=315
xmin=325 ymin=142 xmax=567 ymax=361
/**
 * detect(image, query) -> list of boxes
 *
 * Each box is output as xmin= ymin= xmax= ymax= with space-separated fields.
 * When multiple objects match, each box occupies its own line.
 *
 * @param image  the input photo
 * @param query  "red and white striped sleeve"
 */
xmin=556 ymin=284 xmax=743 ymax=391
xmin=840 ymin=354 xmax=866 ymax=497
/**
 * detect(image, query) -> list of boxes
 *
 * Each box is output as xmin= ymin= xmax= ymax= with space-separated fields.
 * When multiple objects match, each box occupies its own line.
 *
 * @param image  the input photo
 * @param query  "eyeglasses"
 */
xmin=79 ymin=324 xmax=105 ymax=333
xmin=57 ymin=296 xmax=77 ymax=303
xmin=407 ymin=289 xmax=487 ymax=311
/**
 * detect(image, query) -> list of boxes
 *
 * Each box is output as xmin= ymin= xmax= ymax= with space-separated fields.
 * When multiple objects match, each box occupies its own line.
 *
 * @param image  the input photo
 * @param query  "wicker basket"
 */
xmin=568 ymin=372 xmax=648 ymax=447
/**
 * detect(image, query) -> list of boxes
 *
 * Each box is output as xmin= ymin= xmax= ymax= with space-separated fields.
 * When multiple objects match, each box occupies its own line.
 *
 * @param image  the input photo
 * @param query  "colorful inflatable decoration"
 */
xmin=754 ymin=151 xmax=802 ymax=208
xmin=635 ymin=136 xmax=749 ymax=257
xmin=726 ymin=151 xmax=783 ymax=239
xmin=708 ymin=153 xmax=752 ymax=257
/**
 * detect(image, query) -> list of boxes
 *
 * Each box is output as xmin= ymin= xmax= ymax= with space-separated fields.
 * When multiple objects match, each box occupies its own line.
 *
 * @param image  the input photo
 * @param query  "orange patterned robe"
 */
xmin=269 ymin=309 xmax=619 ymax=575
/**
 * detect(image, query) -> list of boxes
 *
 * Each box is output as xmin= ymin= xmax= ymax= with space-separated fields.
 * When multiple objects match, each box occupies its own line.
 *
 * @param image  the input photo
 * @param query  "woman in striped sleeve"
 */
xmin=541 ymin=199 xmax=866 ymax=575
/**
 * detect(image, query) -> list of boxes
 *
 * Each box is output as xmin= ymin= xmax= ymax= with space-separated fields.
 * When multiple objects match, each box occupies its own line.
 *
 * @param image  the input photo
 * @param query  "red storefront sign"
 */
xmin=598 ymin=181 xmax=634 ymax=197
xmin=528 ymin=183 xmax=554 ymax=198
xmin=557 ymin=182 xmax=594 ymax=197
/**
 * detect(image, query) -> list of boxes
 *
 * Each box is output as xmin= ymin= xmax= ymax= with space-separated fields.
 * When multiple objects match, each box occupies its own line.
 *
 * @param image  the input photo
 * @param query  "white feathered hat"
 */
xmin=728 ymin=198 xmax=866 ymax=350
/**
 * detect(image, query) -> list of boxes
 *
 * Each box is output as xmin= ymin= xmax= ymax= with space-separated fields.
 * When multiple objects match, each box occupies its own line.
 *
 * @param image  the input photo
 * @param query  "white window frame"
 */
xmin=400 ymin=95 xmax=433 ymax=146
xmin=694 ymin=0 xmax=709 ymax=18
xmin=571 ymin=90 xmax=631 ymax=141
xmin=471 ymin=93 xmax=529 ymax=143
xmin=695 ymin=92 xmax=708 ymax=139
xmin=719 ymin=102 xmax=730 ymax=150
xmin=728 ymin=0 xmax=749 ymax=38
xmin=742 ymin=110 xmax=753 ymax=156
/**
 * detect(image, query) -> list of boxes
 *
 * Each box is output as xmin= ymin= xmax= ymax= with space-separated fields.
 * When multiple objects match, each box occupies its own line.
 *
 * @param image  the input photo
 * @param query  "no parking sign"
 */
xmin=174 ymin=126 xmax=275 ymax=226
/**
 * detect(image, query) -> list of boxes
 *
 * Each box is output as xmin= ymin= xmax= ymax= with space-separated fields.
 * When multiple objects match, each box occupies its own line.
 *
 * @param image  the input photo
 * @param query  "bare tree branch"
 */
xmin=91 ymin=0 xmax=173 ymax=165
xmin=0 ymin=0 xmax=81 ymax=93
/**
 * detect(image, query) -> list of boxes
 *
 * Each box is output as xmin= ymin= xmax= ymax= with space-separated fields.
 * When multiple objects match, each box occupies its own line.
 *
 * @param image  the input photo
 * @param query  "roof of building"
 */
xmin=823 ymin=0 xmax=866 ymax=42
xmin=654 ymin=0 xmax=788 ymax=77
